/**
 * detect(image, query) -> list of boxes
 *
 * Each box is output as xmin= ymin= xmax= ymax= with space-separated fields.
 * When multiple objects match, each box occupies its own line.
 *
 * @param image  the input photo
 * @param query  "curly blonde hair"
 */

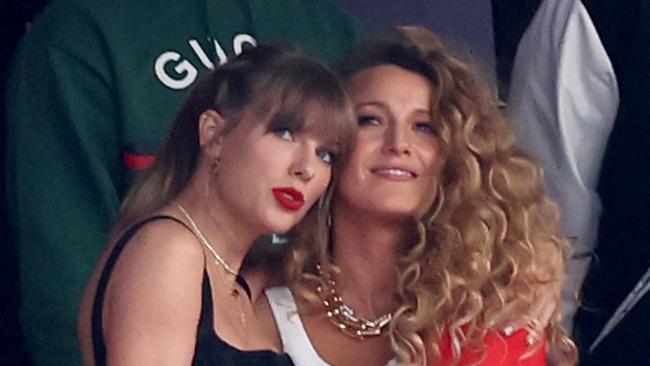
xmin=286 ymin=26 xmax=577 ymax=365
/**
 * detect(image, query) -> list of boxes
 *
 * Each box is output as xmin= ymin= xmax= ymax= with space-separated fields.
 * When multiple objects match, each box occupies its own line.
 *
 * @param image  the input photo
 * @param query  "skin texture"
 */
xmin=337 ymin=65 xmax=440 ymax=220
xmin=78 ymin=109 xmax=334 ymax=366
xmin=198 ymin=109 xmax=334 ymax=244
xmin=257 ymin=64 xmax=559 ymax=365
xmin=257 ymin=64 xmax=442 ymax=366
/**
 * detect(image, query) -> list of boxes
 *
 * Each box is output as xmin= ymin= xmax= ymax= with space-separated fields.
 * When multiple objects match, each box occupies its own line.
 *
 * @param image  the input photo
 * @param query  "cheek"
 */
xmin=247 ymin=138 xmax=290 ymax=171
xmin=341 ymin=140 xmax=374 ymax=182
xmin=337 ymin=165 xmax=364 ymax=207
xmin=310 ymin=168 xmax=332 ymax=200
xmin=409 ymin=141 xmax=440 ymax=204
xmin=421 ymin=152 xmax=440 ymax=191
xmin=338 ymin=162 xmax=360 ymax=195
xmin=420 ymin=140 xmax=441 ymax=174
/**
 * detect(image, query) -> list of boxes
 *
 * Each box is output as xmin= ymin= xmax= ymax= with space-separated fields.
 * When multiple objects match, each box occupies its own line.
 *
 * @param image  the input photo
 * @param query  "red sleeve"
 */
xmin=435 ymin=329 xmax=547 ymax=366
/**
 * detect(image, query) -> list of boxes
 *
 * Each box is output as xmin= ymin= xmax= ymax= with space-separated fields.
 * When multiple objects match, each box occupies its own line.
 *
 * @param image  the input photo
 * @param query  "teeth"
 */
xmin=380 ymin=168 xmax=410 ymax=176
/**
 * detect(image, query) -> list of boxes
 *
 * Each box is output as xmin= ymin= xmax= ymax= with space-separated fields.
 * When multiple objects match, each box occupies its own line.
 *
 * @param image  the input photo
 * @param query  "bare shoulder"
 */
xmin=99 ymin=217 xmax=206 ymax=364
xmin=106 ymin=215 xmax=206 ymax=304
xmin=117 ymin=217 xmax=204 ymax=270
xmin=131 ymin=216 xmax=202 ymax=252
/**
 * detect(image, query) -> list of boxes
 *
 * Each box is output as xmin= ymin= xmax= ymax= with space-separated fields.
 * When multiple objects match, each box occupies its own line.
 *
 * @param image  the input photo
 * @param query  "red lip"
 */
xmin=272 ymin=187 xmax=305 ymax=211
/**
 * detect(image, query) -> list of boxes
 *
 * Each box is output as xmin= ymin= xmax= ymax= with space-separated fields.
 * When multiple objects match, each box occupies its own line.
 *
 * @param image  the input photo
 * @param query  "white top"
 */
xmin=508 ymin=0 xmax=619 ymax=331
xmin=265 ymin=286 xmax=398 ymax=366
xmin=265 ymin=286 xmax=331 ymax=366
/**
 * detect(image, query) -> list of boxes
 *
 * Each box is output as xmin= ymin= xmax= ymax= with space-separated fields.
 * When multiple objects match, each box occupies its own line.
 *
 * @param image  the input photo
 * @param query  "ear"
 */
xmin=198 ymin=109 xmax=227 ymax=157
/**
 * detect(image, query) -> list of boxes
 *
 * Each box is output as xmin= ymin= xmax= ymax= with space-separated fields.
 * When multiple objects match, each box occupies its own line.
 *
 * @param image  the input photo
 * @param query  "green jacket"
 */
xmin=5 ymin=0 xmax=357 ymax=364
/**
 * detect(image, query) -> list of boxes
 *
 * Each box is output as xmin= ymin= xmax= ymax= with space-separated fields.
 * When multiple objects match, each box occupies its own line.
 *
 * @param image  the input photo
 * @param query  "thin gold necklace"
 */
xmin=177 ymin=204 xmax=238 ymax=276
xmin=177 ymin=204 xmax=248 ymax=327
xmin=177 ymin=204 xmax=245 ymax=298
xmin=316 ymin=264 xmax=392 ymax=339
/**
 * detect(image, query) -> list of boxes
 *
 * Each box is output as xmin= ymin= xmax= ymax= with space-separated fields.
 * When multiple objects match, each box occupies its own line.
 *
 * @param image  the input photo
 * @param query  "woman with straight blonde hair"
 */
xmin=258 ymin=27 xmax=577 ymax=366
xmin=77 ymin=44 xmax=356 ymax=366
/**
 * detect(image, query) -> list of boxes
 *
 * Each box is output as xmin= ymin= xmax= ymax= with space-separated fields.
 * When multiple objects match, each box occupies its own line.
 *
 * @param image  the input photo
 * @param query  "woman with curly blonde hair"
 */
xmin=257 ymin=26 xmax=577 ymax=366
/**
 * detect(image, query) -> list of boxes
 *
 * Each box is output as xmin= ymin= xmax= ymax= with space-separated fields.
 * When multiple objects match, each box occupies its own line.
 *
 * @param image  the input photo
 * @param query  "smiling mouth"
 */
xmin=272 ymin=188 xmax=305 ymax=211
xmin=371 ymin=168 xmax=417 ymax=180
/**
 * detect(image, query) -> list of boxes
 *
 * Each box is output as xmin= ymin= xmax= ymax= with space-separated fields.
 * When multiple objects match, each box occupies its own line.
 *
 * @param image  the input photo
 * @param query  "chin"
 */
xmin=370 ymin=199 xmax=420 ymax=216
xmin=385 ymin=209 xmax=421 ymax=220
xmin=261 ymin=216 xmax=302 ymax=235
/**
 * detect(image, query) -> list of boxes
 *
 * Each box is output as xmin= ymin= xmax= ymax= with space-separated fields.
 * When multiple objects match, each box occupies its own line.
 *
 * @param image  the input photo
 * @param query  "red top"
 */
xmin=434 ymin=329 xmax=546 ymax=365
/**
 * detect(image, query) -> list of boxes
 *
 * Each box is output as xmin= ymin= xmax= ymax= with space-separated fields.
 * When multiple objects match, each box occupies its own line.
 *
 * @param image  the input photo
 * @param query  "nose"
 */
xmin=289 ymin=149 xmax=316 ymax=182
xmin=383 ymin=123 xmax=411 ymax=156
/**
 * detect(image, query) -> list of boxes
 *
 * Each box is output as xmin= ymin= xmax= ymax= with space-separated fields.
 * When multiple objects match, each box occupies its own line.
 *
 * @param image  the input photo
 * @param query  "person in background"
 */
xmin=258 ymin=26 xmax=577 ymax=366
xmin=5 ymin=0 xmax=358 ymax=364
xmin=508 ymin=0 xmax=650 ymax=363
xmin=507 ymin=0 xmax=618 ymax=334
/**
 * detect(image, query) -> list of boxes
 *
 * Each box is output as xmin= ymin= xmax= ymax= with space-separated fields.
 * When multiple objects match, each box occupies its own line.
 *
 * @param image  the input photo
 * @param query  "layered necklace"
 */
xmin=177 ymin=204 xmax=246 ymax=301
xmin=316 ymin=264 xmax=392 ymax=340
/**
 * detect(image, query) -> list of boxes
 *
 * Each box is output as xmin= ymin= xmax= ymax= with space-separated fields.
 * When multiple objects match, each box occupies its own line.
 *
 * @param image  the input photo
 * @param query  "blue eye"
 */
xmin=317 ymin=149 xmax=335 ymax=165
xmin=358 ymin=115 xmax=380 ymax=126
xmin=273 ymin=127 xmax=294 ymax=141
xmin=414 ymin=122 xmax=435 ymax=135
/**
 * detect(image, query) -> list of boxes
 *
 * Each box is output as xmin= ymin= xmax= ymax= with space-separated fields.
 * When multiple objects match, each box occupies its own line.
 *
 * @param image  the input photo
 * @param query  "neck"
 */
xmin=175 ymin=173 xmax=260 ymax=273
xmin=330 ymin=200 xmax=417 ymax=318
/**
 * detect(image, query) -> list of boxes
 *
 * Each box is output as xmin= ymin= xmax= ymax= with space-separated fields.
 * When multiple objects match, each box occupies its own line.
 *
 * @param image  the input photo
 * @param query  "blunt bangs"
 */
xmin=249 ymin=55 xmax=356 ymax=162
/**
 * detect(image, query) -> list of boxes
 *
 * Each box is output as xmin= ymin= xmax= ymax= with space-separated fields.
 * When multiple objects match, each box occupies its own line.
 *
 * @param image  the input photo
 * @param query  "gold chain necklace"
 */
xmin=177 ymin=204 xmax=247 ymax=328
xmin=316 ymin=264 xmax=392 ymax=340
xmin=177 ymin=204 xmax=238 ymax=276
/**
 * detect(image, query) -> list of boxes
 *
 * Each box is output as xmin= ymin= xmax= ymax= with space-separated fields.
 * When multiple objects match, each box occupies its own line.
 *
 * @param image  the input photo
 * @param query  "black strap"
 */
xmin=91 ymin=215 xmax=253 ymax=365
xmin=91 ymin=215 xmax=190 ymax=366
xmin=198 ymin=271 xmax=252 ymax=333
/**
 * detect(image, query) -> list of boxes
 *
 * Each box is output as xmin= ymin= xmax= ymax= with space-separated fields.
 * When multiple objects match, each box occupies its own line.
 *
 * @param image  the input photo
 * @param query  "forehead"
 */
xmin=346 ymin=64 xmax=433 ymax=110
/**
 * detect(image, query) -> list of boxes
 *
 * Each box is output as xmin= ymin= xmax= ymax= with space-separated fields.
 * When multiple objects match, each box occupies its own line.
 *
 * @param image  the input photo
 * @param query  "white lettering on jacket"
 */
xmin=154 ymin=51 xmax=198 ymax=90
xmin=154 ymin=34 xmax=257 ymax=90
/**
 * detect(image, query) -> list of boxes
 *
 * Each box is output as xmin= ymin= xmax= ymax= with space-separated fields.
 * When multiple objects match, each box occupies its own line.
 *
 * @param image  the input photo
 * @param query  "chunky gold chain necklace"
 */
xmin=316 ymin=264 xmax=392 ymax=340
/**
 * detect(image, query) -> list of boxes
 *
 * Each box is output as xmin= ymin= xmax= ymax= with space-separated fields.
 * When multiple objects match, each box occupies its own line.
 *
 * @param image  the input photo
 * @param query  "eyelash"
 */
xmin=273 ymin=127 xmax=335 ymax=165
xmin=317 ymin=149 xmax=335 ymax=165
xmin=357 ymin=115 xmax=381 ymax=126
xmin=358 ymin=115 xmax=436 ymax=137
xmin=414 ymin=122 xmax=435 ymax=135
xmin=272 ymin=127 xmax=294 ymax=141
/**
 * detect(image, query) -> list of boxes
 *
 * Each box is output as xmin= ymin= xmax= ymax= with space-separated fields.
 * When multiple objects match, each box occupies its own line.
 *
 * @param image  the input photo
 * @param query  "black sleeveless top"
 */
xmin=91 ymin=215 xmax=294 ymax=366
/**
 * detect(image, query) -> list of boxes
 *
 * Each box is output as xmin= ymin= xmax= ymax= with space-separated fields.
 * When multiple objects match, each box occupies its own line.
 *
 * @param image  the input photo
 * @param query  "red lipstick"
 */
xmin=272 ymin=187 xmax=305 ymax=211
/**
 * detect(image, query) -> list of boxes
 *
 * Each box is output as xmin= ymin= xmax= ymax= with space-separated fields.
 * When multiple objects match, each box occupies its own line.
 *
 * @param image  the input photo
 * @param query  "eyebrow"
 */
xmin=355 ymin=101 xmax=431 ymax=116
xmin=354 ymin=101 xmax=388 ymax=110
